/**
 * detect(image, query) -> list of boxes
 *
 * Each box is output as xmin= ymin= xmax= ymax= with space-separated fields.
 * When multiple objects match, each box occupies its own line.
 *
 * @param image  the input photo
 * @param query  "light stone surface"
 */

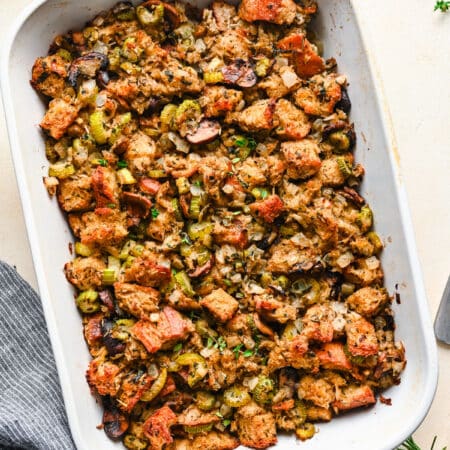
xmin=0 ymin=0 xmax=448 ymax=447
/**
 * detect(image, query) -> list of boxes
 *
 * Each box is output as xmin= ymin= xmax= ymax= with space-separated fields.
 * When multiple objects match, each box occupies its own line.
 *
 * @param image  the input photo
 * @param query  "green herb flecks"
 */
xmin=434 ymin=1 xmax=450 ymax=11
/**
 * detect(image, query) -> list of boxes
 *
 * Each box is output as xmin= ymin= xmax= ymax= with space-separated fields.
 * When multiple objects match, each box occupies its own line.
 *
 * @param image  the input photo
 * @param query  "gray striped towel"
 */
xmin=0 ymin=261 xmax=76 ymax=450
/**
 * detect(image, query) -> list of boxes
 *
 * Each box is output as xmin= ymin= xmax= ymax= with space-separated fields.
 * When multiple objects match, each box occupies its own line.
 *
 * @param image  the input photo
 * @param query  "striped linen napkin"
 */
xmin=0 ymin=261 xmax=76 ymax=450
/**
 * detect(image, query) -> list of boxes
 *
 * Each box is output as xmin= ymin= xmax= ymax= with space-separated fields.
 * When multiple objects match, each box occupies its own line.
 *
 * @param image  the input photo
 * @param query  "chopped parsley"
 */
xmin=98 ymin=158 xmax=108 ymax=167
xmin=173 ymin=343 xmax=183 ymax=353
xmin=232 ymin=343 xmax=243 ymax=359
xmin=181 ymin=232 xmax=192 ymax=245
xmin=151 ymin=208 xmax=160 ymax=218
xmin=117 ymin=160 xmax=128 ymax=168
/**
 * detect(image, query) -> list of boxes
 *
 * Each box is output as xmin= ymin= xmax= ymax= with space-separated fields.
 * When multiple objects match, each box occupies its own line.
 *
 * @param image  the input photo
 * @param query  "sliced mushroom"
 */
xmin=102 ymin=398 xmax=129 ymax=440
xmin=97 ymin=70 xmax=110 ymax=89
xmin=101 ymin=318 xmax=126 ymax=356
xmin=186 ymin=120 xmax=221 ymax=144
xmin=141 ymin=0 xmax=181 ymax=29
xmin=98 ymin=289 xmax=115 ymax=313
xmin=188 ymin=256 xmax=214 ymax=278
xmin=336 ymin=88 xmax=351 ymax=113
xmin=68 ymin=52 xmax=109 ymax=87
xmin=222 ymin=59 xmax=257 ymax=88
xmin=122 ymin=192 xmax=153 ymax=218
xmin=253 ymin=313 xmax=275 ymax=338
xmin=341 ymin=186 xmax=365 ymax=207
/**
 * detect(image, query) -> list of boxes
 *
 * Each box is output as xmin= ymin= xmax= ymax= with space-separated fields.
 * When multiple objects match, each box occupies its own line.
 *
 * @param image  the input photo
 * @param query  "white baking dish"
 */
xmin=0 ymin=1 xmax=438 ymax=449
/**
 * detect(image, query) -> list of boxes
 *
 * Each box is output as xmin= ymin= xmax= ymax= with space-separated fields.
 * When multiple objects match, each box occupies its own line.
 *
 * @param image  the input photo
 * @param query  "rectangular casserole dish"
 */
xmin=0 ymin=1 xmax=438 ymax=449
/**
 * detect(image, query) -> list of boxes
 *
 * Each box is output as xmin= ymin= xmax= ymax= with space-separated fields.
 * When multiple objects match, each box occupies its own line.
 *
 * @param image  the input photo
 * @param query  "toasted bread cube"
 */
xmin=306 ymin=405 xmax=333 ymax=422
xmin=79 ymin=210 xmax=128 ymax=247
xmin=40 ymin=98 xmax=79 ymax=140
xmin=250 ymin=195 xmax=284 ymax=223
xmin=157 ymin=306 xmax=193 ymax=345
xmin=31 ymin=55 xmax=68 ymax=98
xmin=333 ymin=384 xmax=376 ymax=411
xmin=298 ymin=375 xmax=335 ymax=409
xmin=345 ymin=317 xmax=379 ymax=357
xmin=277 ymin=34 xmax=325 ymax=78
xmin=213 ymin=222 xmax=248 ymax=249
xmin=281 ymin=140 xmax=322 ymax=180
xmin=131 ymin=320 xmax=162 ymax=354
xmin=117 ymin=371 xmax=153 ymax=412
xmin=346 ymin=286 xmax=388 ymax=317
xmin=317 ymin=342 xmax=352 ymax=371
xmin=124 ymin=256 xmax=171 ymax=287
xmin=200 ymin=288 xmax=239 ymax=322
xmin=169 ymin=432 xmax=239 ymax=450
xmin=114 ymin=282 xmax=160 ymax=319
xmin=239 ymin=0 xmax=296 ymax=25
xmin=236 ymin=403 xmax=278 ymax=449
xmin=64 ymin=256 xmax=105 ymax=290
xmin=143 ymin=406 xmax=177 ymax=450
xmin=275 ymin=99 xmax=311 ymax=140
xmin=57 ymin=174 xmax=93 ymax=212
xmin=228 ymin=99 xmax=277 ymax=132
xmin=92 ymin=166 xmax=120 ymax=208
xmin=86 ymin=356 xmax=122 ymax=396
xmin=302 ymin=304 xmax=336 ymax=343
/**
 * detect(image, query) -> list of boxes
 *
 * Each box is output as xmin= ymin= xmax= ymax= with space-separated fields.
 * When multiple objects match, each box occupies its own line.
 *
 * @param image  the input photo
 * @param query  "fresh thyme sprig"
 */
xmin=434 ymin=1 xmax=450 ymax=12
xmin=397 ymin=436 xmax=447 ymax=450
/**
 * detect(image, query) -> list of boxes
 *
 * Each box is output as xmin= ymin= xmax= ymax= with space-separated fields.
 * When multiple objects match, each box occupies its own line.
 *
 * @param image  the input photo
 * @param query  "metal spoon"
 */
xmin=434 ymin=275 xmax=450 ymax=345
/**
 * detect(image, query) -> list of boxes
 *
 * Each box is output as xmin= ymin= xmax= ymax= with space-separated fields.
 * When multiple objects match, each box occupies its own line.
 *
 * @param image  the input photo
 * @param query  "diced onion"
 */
xmin=336 ymin=252 xmax=354 ymax=268
xmin=281 ymin=68 xmax=300 ymax=88
xmin=365 ymin=256 xmax=380 ymax=270
xmin=190 ymin=184 xmax=205 ymax=196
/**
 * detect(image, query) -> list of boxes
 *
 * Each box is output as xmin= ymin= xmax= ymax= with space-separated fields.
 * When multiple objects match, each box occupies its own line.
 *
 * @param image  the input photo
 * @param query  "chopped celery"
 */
xmin=336 ymin=156 xmax=353 ymax=177
xmin=357 ymin=205 xmax=373 ymax=231
xmin=188 ymin=222 xmax=214 ymax=241
xmin=148 ymin=169 xmax=167 ymax=178
xmin=203 ymin=71 xmax=224 ymax=84
xmin=160 ymin=104 xmax=178 ymax=127
xmin=48 ymin=162 xmax=75 ymax=179
xmin=141 ymin=368 xmax=167 ymax=402
xmin=223 ymin=386 xmax=251 ymax=407
xmin=189 ymin=196 xmax=202 ymax=219
xmin=76 ymin=289 xmax=99 ymax=313
xmin=89 ymin=111 xmax=108 ymax=145
xmin=136 ymin=3 xmax=164 ymax=26
xmin=175 ymin=353 xmax=208 ymax=387
xmin=122 ymin=37 xmax=141 ymax=62
xmin=183 ymin=424 xmax=213 ymax=434
xmin=102 ymin=268 xmax=117 ymax=285
xmin=75 ymin=242 xmax=93 ymax=257
xmin=252 ymin=376 xmax=275 ymax=405
xmin=130 ymin=244 xmax=144 ymax=257
xmin=176 ymin=177 xmax=190 ymax=194
xmin=329 ymin=131 xmax=350 ymax=152
xmin=367 ymin=231 xmax=383 ymax=253
xmin=195 ymin=391 xmax=216 ymax=411
xmin=295 ymin=423 xmax=316 ymax=441
xmin=117 ymin=168 xmax=136 ymax=184
xmin=255 ymin=58 xmax=271 ymax=77
xmin=174 ymin=271 xmax=195 ymax=296
xmin=172 ymin=198 xmax=183 ymax=220
xmin=175 ymin=100 xmax=201 ymax=121
xmin=119 ymin=240 xmax=136 ymax=260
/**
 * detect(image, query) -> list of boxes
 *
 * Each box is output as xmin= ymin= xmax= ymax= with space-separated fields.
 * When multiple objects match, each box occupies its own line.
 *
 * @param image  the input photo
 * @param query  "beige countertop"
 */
xmin=0 ymin=0 xmax=449 ymax=448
